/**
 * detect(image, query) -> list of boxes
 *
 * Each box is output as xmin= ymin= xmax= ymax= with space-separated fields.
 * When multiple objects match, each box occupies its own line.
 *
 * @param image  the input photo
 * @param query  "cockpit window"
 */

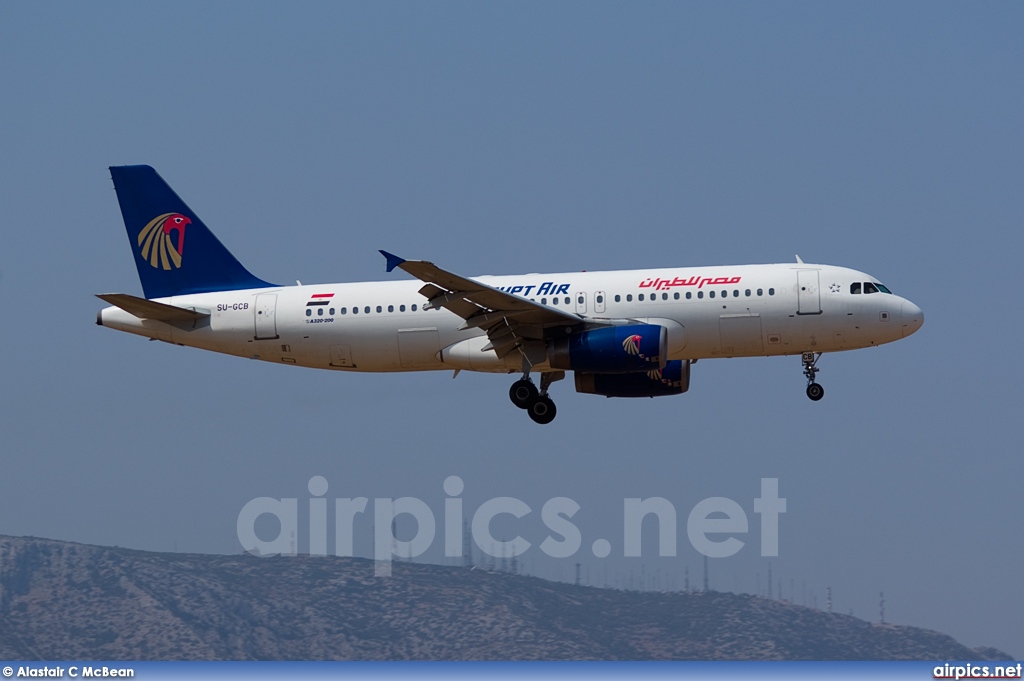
xmin=875 ymin=283 xmax=892 ymax=294
xmin=864 ymin=282 xmax=879 ymax=294
xmin=850 ymin=282 xmax=862 ymax=294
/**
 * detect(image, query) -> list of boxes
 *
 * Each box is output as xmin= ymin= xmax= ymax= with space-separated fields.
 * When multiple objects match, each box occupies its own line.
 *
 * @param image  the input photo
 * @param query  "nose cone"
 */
xmin=901 ymin=300 xmax=924 ymax=337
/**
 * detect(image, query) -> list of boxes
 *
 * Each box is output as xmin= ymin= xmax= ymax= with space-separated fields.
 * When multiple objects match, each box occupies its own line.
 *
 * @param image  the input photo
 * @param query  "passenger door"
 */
xmin=796 ymin=270 xmax=821 ymax=315
xmin=254 ymin=294 xmax=279 ymax=339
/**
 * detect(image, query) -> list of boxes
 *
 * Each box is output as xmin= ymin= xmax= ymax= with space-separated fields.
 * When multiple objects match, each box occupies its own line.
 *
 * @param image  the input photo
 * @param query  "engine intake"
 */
xmin=575 ymin=360 xmax=691 ymax=398
xmin=549 ymin=324 xmax=667 ymax=374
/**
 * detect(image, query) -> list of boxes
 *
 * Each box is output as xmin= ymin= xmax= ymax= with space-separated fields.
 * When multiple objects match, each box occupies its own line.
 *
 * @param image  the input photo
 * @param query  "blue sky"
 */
xmin=1 ymin=2 xmax=1022 ymax=658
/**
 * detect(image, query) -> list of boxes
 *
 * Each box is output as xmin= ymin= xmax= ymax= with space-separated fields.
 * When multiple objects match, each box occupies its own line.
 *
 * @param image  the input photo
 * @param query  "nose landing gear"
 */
xmin=802 ymin=352 xmax=825 ymax=401
xmin=509 ymin=371 xmax=564 ymax=424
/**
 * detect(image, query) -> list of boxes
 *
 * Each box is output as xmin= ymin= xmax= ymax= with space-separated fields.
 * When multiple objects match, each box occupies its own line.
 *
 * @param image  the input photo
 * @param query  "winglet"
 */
xmin=795 ymin=254 xmax=804 ymax=264
xmin=379 ymin=250 xmax=406 ymax=273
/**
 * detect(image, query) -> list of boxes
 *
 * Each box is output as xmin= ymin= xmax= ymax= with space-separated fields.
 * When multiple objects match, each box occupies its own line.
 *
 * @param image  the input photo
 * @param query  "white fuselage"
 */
xmin=97 ymin=263 xmax=923 ymax=374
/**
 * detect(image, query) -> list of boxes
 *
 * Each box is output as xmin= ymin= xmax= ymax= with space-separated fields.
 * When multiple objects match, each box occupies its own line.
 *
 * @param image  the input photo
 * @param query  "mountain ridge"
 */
xmin=0 ymin=535 xmax=1008 ymax=661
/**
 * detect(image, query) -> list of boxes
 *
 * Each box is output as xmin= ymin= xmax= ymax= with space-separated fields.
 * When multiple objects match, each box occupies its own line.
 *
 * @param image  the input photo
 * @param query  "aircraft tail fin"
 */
xmin=109 ymin=165 xmax=275 ymax=299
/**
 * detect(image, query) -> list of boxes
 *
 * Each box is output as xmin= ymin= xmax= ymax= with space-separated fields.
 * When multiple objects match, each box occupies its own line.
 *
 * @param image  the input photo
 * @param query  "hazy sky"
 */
xmin=1 ymin=1 xmax=1022 ymax=658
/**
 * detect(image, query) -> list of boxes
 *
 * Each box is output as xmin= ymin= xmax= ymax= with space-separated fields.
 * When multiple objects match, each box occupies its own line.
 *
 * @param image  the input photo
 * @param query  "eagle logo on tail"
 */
xmin=138 ymin=213 xmax=190 ymax=270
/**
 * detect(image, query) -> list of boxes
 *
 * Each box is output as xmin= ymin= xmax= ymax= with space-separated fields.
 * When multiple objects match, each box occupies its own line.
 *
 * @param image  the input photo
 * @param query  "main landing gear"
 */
xmin=509 ymin=371 xmax=564 ymax=424
xmin=802 ymin=352 xmax=825 ymax=401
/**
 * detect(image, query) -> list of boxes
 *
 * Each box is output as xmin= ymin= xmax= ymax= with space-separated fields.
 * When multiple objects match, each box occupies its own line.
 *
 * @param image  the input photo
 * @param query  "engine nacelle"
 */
xmin=575 ymin=359 xmax=691 ymax=398
xmin=548 ymin=324 xmax=667 ymax=374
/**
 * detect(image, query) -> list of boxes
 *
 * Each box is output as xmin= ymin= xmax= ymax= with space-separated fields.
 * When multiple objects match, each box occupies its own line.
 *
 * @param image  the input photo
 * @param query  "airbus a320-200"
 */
xmin=96 ymin=166 xmax=924 ymax=424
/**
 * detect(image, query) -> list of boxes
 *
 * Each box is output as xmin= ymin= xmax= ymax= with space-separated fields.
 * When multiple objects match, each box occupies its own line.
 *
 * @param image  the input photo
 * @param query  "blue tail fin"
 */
xmin=110 ymin=165 xmax=275 ymax=299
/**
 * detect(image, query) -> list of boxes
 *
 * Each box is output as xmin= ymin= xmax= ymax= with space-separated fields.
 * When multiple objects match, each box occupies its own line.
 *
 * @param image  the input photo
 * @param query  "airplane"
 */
xmin=96 ymin=165 xmax=924 ymax=424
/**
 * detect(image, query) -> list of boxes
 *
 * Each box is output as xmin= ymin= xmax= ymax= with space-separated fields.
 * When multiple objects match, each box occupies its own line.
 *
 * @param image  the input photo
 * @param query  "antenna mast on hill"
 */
xmin=880 ymin=592 xmax=885 ymax=624
xmin=827 ymin=586 xmax=833 ymax=613
xmin=703 ymin=555 xmax=709 ymax=592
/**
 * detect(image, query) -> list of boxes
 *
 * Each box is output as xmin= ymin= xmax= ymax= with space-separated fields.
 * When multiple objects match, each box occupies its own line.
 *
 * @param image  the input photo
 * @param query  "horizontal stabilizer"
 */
xmin=96 ymin=293 xmax=210 ymax=322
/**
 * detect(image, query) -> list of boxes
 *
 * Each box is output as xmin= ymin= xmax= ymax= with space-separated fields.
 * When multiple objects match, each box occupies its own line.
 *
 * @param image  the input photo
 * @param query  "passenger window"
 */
xmin=577 ymin=295 xmax=584 ymax=305
xmin=697 ymin=291 xmax=703 ymax=299
xmin=596 ymin=295 xmax=604 ymax=304
xmin=639 ymin=294 xmax=645 ymax=301
xmin=388 ymin=305 xmax=394 ymax=312
xmin=400 ymin=304 xmax=405 ymax=312
xmin=412 ymin=304 xmax=417 ymax=311
xmin=662 ymin=293 xmax=668 ymax=300
xmin=851 ymin=283 xmax=862 ymax=294
xmin=745 ymin=289 xmax=751 ymax=297
xmin=768 ymin=288 xmax=775 ymax=296
xmin=317 ymin=308 xmax=324 ymax=316
xmin=864 ymin=282 xmax=879 ymax=294
xmin=341 ymin=307 xmax=347 ymax=314
xmin=674 ymin=292 xmax=680 ymax=300
xmin=709 ymin=291 xmax=715 ymax=299
xmin=330 ymin=308 xmax=335 ymax=315
xmin=626 ymin=294 xmax=633 ymax=302
xmin=564 ymin=297 xmax=570 ymax=305
xmin=541 ymin=298 xmax=547 ymax=304
xmin=364 ymin=306 xmax=370 ymax=314
xmin=686 ymin=292 xmax=692 ymax=300
xmin=305 ymin=309 xmax=312 ymax=317
xmin=553 ymin=297 xmax=559 ymax=305
xmin=614 ymin=295 xmax=621 ymax=302
xmin=721 ymin=290 xmax=727 ymax=298
xmin=757 ymin=288 xmax=763 ymax=296
xmin=733 ymin=290 xmax=739 ymax=297
xmin=352 ymin=307 xmax=358 ymax=315
xmin=376 ymin=305 xmax=383 ymax=313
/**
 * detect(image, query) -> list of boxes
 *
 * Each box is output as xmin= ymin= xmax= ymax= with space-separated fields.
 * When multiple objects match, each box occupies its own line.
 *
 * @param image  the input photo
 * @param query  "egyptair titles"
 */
xmin=639 ymin=275 xmax=742 ymax=291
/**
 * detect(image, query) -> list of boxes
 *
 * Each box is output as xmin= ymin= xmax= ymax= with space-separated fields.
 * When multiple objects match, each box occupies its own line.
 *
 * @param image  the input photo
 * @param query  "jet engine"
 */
xmin=548 ymin=324 xmax=667 ymax=373
xmin=575 ymin=359 xmax=691 ymax=398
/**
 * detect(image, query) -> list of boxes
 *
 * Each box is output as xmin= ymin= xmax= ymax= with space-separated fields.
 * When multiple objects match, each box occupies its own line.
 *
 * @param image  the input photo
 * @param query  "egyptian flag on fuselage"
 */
xmin=306 ymin=293 xmax=334 ymax=307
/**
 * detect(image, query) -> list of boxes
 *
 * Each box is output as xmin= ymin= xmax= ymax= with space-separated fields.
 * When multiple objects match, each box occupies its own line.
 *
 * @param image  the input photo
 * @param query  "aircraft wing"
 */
xmin=380 ymin=251 xmax=597 ymax=358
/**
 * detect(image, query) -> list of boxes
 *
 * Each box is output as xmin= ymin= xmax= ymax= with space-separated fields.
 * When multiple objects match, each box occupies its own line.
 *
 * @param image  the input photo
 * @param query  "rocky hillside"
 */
xmin=0 ymin=535 xmax=1008 ymax=660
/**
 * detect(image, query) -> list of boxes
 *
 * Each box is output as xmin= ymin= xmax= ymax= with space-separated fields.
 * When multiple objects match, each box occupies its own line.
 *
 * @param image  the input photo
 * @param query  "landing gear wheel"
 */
xmin=801 ymin=352 xmax=825 ymax=401
xmin=509 ymin=379 xmax=538 ymax=409
xmin=806 ymin=383 xmax=825 ymax=401
xmin=528 ymin=396 xmax=557 ymax=424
